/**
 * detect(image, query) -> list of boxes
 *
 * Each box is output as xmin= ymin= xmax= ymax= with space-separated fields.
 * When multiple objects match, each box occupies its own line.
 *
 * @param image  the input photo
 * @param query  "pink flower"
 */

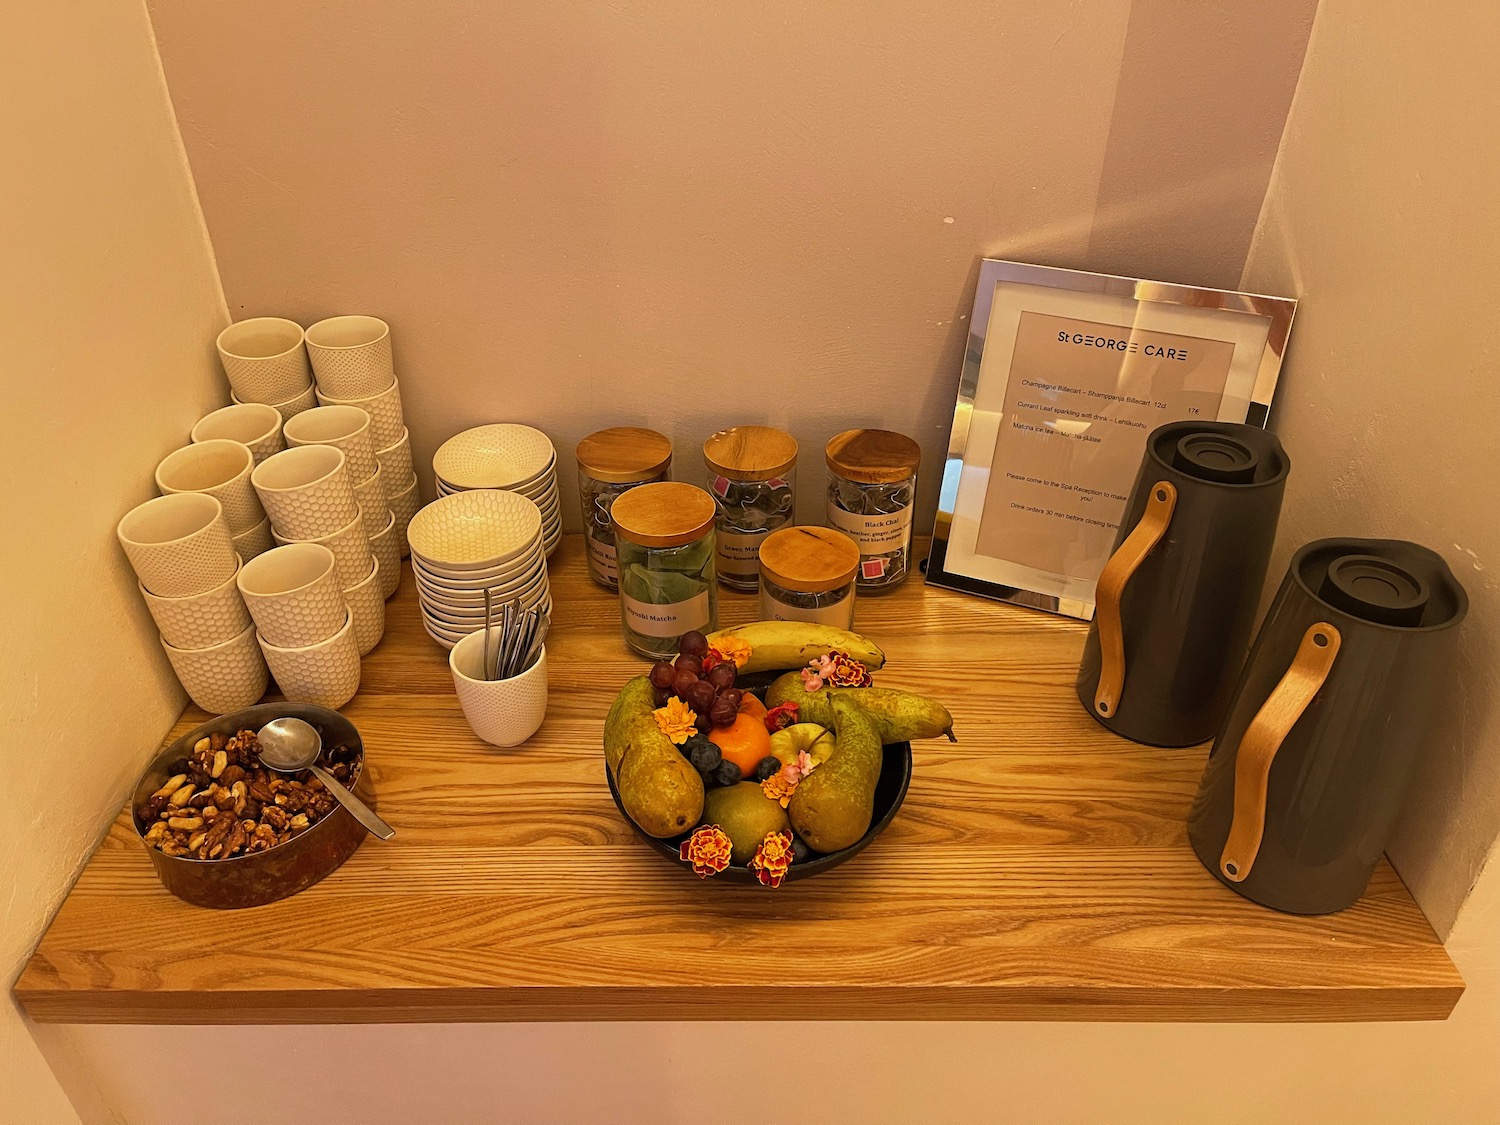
xmin=800 ymin=666 xmax=825 ymax=691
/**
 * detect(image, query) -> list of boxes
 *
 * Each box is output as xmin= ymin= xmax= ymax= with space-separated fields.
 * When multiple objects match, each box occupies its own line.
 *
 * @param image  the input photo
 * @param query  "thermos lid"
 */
xmin=1318 ymin=554 xmax=1430 ymax=627
xmin=1172 ymin=433 xmax=1260 ymax=484
xmin=1146 ymin=421 xmax=1289 ymax=490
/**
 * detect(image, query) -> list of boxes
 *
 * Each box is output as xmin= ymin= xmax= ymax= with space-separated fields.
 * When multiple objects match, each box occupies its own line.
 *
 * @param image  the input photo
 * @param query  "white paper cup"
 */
xmin=257 ymin=610 xmax=361 ymax=710
xmin=272 ymin=509 xmax=373 ymax=589
xmin=232 ymin=515 xmax=275 ymax=561
xmin=161 ymin=622 xmax=269 ymax=714
xmin=140 ymin=561 xmax=251 ymax=650
xmin=374 ymin=426 xmax=414 ymax=488
xmin=155 ymin=439 xmax=265 ymax=535
xmin=367 ymin=508 xmax=402 ymax=599
xmin=387 ymin=470 xmax=419 ymax=558
xmin=282 ymin=404 xmax=378 ymax=481
xmin=353 ymin=463 xmax=391 ymax=527
xmin=342 ymin=557 xmax=386 ymax=656
xmin=216 ymin=317 xmax=313 ymax=404
xmin=251 ymin=444 xmax=359 ymax=540
xmin=304 ymin=315 xmax=394 ymax=399
xmin=449 ymin=636 xmax=548 ymax=747
xmin=191 ymin=403 xmax=285 ymax=465
xmin=315 ymin=376 xmax=405 ymax=448
xmin=117 ymin=493 xmax=237 ymax=598
xmin=237 ymin=542 xmax=347 ymax=649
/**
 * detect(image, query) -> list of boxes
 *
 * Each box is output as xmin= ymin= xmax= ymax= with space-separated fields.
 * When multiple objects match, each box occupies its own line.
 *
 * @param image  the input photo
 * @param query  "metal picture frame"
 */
xmin=925 ymin=259 xmax=1296 ymax=619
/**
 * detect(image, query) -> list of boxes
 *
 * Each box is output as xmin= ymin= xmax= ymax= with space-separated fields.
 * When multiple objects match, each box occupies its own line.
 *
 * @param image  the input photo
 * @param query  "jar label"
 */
xmin=621 ymin=591 xmax=712 ymax=638
xmin=762 ymin=594 xmax=854 ymax=627
xmin=715 ymin=528 xmax=765 ymax=576
xmin=587 ymin=536 xmax=618 ymax=583
xmin=827 ymin=503 xmax=913 ymax=553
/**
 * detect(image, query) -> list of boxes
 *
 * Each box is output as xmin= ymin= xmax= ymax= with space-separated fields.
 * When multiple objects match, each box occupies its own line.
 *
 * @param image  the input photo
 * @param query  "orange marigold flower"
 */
xmin=654 ymin=696 xmax=698 ymax=745
xmin=750 ymin=830 xmax=795 ymax=888
xmin=679 ymin=824 xmax=732 ymax=877
xmin=710 ymin=636 xmax=752 ymax=670
xmin=760 ymin=771 xmax=798 ymax=809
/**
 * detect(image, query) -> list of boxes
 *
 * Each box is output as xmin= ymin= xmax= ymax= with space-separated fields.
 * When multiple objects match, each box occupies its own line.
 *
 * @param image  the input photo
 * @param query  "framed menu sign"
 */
xmin=926 ymin=260 xmax=1295 ymax=618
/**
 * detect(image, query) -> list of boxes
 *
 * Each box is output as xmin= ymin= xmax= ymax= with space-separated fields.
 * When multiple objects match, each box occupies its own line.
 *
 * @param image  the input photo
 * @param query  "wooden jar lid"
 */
xmin=759 ymin=526 xmax=860 ymax=593
xmin=576 ymin=427 xmax=673 ymax=484
xmin=611 ymin=482 xmax=716 ymax=548
xmin=703 ymin=426 xmax=798 ymax=481
xmin=825 ymin=429 xmax=921 ymax=484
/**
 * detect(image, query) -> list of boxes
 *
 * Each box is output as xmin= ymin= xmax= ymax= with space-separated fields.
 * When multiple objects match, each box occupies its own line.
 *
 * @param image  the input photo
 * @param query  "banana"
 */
xmin=705 ymin=621 xmax=886 ymax=675
xmin=765 ymin=672 xmax=956 ymax=743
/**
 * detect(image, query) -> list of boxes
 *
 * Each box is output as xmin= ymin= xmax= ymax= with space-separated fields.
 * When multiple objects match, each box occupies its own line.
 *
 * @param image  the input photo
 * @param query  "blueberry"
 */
xmin=680 ymin=733 xmax=711 ymax=760
xmin=710 ymin=760 xmax=742 ymax=787
xmin=791 ymin=837 xmax=811 ymax=863
xmin=688 ymin=741 xmax=722 ymax=774
xmin=752 ymin=756 xmax=780 ymax=782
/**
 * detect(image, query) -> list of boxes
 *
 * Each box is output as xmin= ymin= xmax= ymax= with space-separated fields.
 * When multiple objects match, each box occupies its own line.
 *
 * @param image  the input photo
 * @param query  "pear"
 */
xmin=604 ymin=677 xmax=704 ymax=838
xmin=765 ymin=673 xmax=956 ymax=743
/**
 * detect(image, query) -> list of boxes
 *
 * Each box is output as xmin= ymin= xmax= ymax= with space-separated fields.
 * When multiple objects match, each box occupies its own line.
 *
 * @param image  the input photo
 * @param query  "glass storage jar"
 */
xmin=758 ymin=525 xmax=860 ymax=629
xmin=825 ymin=428 xmax=921 ymax=593
xmin=611 ymin=482 xmax=718 ymax=659
xmin=703 ymin=425 xmax=798 ymax=592
xmin=576 ymin=427 xmax=673 ymax=591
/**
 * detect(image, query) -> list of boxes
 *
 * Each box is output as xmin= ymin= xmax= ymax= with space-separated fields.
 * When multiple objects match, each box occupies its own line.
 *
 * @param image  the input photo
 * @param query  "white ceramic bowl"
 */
xmin=422 ymin=595 xmax=552 ymax=651
xmin=232 ymin=383 xmax=319 ymax=421
xmin=433 ymin=425 xmax=555 ymax=491
xmin=232 ymin=515 xmax=275 ymax=561
xmin=191 ymin=403 xmax=285 ymax=464
xmin=282 ymin=404 xmax=378 ymax=481
xmin=316 ymin=376 xmax=405 ymax=448
xmin=409 ymin=534 xmax=544 ymax=586
xmin=271 ymin=509 xmax=373 ymax=589
xmin=449 ymin=637 xmax=548 ymax=747
xmin=419 ymin=573 xmax=550 ymax=623
xmin=161 ymin=622 xmax=269 ymax=714
xmin=257 ymin=610 xmax=361 ymax=710
xmin=407 ymin=490 xmax=543 ymax=571
xmin=353 ymin=463 xmax=391 ymax=527
xmin=367 ymin=508 xmax=402 ymax=599
xmin=117 ymin=493 xmax=237 ymax=598
xmin=140 ymin=561 xmax=251 ymax=649
xmin=252 ymin=444 xmax=359 ymax=540
xmin=216 ymin=317 xmax=313 ymax=405
xmin=412 ymin=550 xmax=545 ymax=597
xmin=304 ymin=315 xmax=394 ymax=399
xmin=155 ymin=439 xmax=265 ymax=535
xmin=375 ymin=426 xmax=414 ymax=487
xmin=237 ymin=542 xmax=347 ymax=648
xmin=343 ymin=557 xmax=386 ymax=655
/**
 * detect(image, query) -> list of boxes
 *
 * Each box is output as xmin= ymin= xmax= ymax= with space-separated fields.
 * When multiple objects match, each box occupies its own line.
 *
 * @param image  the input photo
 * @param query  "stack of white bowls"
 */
xmin=408 ymin=489 xmax=553 ymax=650
xmin=188 ymin=402 xmax=286 ymax=560
xmin=303 ymin=316 xmax=419 ymax=558
xmin=154 ymin=439 xmax=271 ymax=565
xmin=282 ymin=406 xmax=401 ymax=601
xmin=432 ymin=424 xmax=562 ymax=557
xmin=237 ymin=543 xmax=361 ymax=710
xmin=216 ymin=318 xmax=318 ymax=421
xmin=251 ymin=445 xmax=385 ymax=656
xmin=116 ymin=493 xmax=268 ymax=714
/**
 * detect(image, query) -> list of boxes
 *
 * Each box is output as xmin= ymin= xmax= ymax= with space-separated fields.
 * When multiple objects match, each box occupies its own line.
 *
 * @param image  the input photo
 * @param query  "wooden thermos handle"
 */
xmin=1092 ymin=481 xmax=1177 ymax=718
xmin=1219 ymin=622 xmax=1342 ymax=882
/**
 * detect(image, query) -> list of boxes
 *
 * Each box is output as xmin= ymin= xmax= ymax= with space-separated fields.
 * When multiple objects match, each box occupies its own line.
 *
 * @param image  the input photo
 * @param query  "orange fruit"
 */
xmin=708 ymin=712 xmax=773 ymax=776
xmin=737 ymin=693 xmax=768 ymax=722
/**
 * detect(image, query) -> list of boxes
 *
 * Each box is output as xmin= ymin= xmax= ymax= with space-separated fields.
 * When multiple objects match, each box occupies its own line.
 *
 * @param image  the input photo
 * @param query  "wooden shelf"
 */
xmin=16 ymin=536 xmax=1462 ymax=1024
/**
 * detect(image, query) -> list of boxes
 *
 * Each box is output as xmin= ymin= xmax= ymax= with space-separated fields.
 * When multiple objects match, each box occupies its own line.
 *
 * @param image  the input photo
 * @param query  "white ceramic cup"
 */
xmin=316 ymin=376 xmax=405 ymax=448
xmin=155 ymin=439 xmax=265 ymax=535
xmin=161 ymin=622 xmax=269 ymax=714
xmin=387 ymin=471 xmax=419 ymax=558
xmin=282 ymin=404 xmax=378 ymax=482
xmin=117 ymin=493 xmax=237 ymax=598
xmin=271 ymin=509 xmax=373 ymax=589
xmin=374 ymin=426 xmax=414 ymax=487
xmin=251 ymin=444 xmax=359 ymax=540
xmin=216 ymin=317 xmax=313 ymax=404
xmin=367 ymin=508 xmax=402 ymax=599
xmin=237 ymin=542 xmax=347 ymax=648
xmin=191 ymin=403 xmax=285 ymax=465
xmin=342 ymin=556 xmax=386 ymax=655
xmin=353 ymin=463 xmax=391 ymax=527
xmin=304 ymin=315 xmax=394 ymax=399
xmin=257 ymin=609 xmax=361 ymax=710
xmin=449 ymin=635 xmax=548 ymax=747
xmin=140 ymin=561 xmax=251 ymax=649
xmin=230 ymin=383 xmax=319 ymax=422
xmin=232 ymin=515 xmax=275 ymax=561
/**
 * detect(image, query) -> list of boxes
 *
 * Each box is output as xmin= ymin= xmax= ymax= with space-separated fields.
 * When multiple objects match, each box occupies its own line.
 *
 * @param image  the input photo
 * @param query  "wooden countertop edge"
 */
xmin=16 ymin=982 xmax=1462 ymax=1025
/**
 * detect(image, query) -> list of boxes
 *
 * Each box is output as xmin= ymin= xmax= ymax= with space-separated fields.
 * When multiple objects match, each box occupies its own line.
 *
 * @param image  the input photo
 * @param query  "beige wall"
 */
xmin=146 ymin=0 xmax=1311 ymax=529
xmin=0 ymin=0 xmax=229 ymax=1120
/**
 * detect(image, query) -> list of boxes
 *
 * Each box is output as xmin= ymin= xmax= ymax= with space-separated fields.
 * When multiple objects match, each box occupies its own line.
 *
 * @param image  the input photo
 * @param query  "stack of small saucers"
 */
xmin=407 ymin=489 xmax=552 ymax=650
xmin=432 ymin=424 xmax=562 ymax=557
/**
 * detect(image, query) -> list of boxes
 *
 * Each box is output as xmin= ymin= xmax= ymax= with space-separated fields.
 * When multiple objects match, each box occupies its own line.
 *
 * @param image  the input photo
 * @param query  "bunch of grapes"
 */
xmin=648 ymin=630 xmax=740 ymax=730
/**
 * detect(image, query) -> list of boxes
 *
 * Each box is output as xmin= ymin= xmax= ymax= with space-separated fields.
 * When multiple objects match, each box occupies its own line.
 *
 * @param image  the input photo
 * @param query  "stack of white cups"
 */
xmin=282 ymin=406 xmax=402 ymax=601
xmin=116 ymin=493 xmax=268 ymax=714
xmin=237 ymin=543 xmax=361 ymax=710
xmin=303 ymin=316 xmax=418 ymax=559
xmin=216 ymin=318 xmax=318 ymax=421
xmin=251 ymin=445 xmax=386 ymax=657
xmin=187 ymin=402 xmax=287 ymax=560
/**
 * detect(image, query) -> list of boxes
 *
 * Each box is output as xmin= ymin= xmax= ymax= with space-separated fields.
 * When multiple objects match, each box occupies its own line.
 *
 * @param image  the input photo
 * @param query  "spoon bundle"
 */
xmin=482 ymin=589 xmax=550 ymax=682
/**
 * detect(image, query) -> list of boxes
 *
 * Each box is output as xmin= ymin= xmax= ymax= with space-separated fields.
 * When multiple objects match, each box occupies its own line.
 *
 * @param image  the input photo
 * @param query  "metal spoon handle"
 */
xmin=309 ymin=763 xmax=395 ymax=840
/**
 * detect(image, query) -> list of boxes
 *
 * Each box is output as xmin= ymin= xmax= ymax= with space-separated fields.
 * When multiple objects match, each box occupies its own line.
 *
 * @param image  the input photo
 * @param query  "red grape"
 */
xmin=717 ymin=687 xmax=743 ymax=713
xmin=679 ymin=630 xmax=709 ymax=658
xmin=684 ymin=680 xmax=717 ymax=715
xmin=706 ymin=663 xmax=736 ymax=691
xmin=709 ymin=697 xmax=738 ymax=727
xmin=671 ymin=668 xmax=699 ymax=698
xmin=695 ymin=711 xmax=714 ymax=733
xmin=652 ymin=684 xmax=671 ymax=708
xmin=649 ymin=661 xmax=676 ymax=689
xmin=674 ymin=654 xmax=703 ymax=679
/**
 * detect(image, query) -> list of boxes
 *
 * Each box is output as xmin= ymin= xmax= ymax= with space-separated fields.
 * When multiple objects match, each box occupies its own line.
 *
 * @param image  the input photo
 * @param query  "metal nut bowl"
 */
xmin=131 ymin=702 xmax=373 ymax=909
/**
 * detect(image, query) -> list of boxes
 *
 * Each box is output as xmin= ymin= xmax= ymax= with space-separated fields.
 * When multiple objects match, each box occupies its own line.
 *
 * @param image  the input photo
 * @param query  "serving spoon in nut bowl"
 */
xmin=257 ymin=717 xmax=395 ymax=840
